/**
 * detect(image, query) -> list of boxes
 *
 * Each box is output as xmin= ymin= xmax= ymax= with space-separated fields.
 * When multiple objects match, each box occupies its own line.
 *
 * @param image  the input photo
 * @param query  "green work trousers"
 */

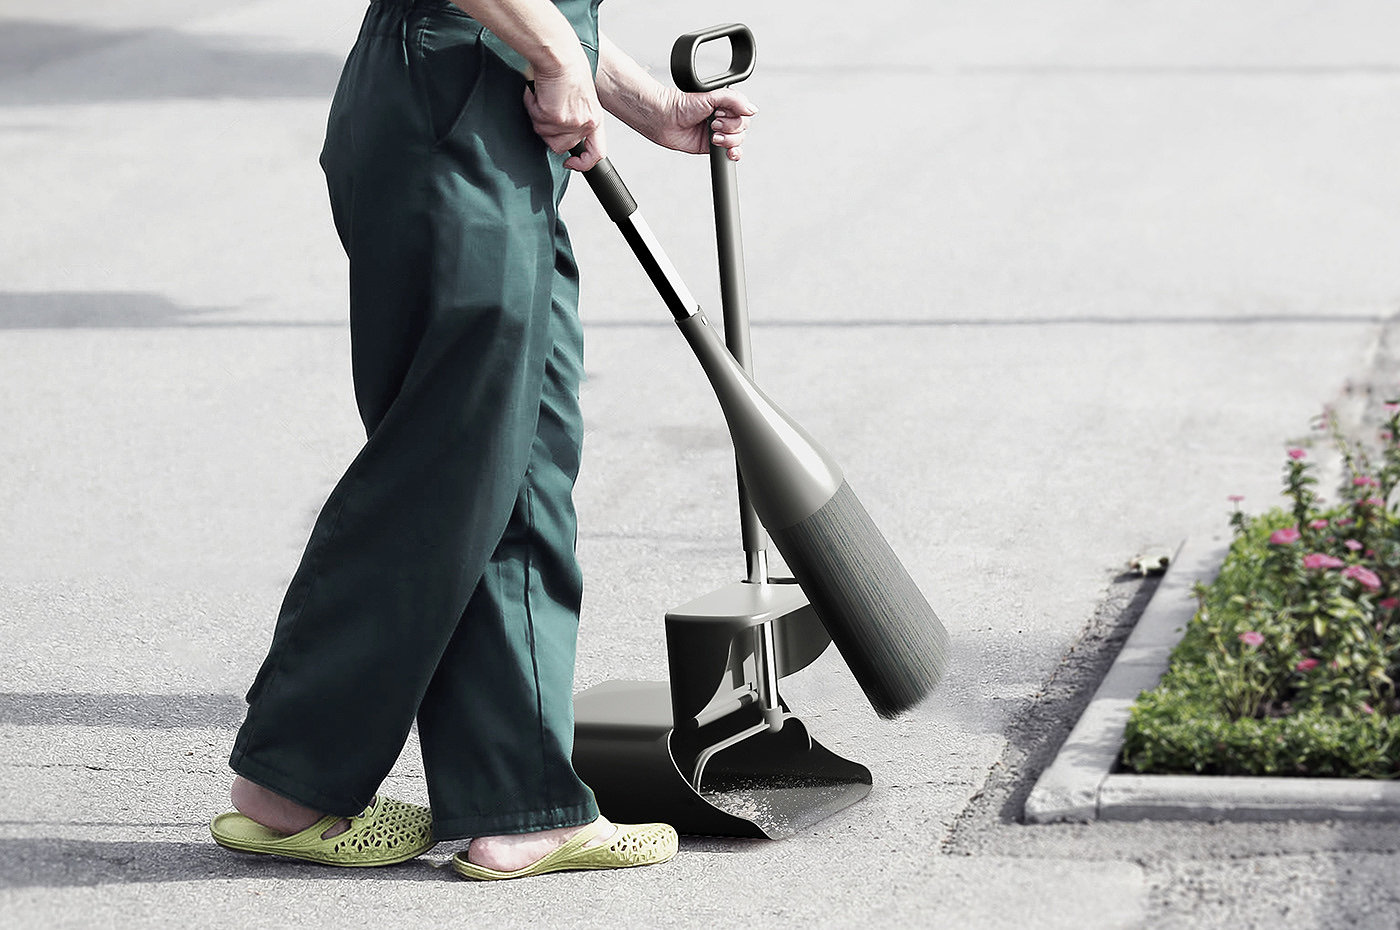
xmin=230 ymin=0 xmax=602 ymax=841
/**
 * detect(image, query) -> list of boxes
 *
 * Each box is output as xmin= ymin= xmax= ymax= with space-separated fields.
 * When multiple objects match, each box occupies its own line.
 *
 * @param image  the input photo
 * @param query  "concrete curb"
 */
xmin=1023 ymin=536 xmax=1400 ymax=823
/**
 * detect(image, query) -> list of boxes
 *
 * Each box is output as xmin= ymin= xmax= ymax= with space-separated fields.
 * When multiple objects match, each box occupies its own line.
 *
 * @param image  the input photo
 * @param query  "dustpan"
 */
xmin=572 ymin=24 xmax=872 ymax=838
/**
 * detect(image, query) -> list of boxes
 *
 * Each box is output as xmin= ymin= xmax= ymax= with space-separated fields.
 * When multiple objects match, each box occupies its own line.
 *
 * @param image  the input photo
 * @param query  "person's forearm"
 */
xmin=450 ymin=0 xmax=586 ymax=76
xmin=595 ymin=32 xmax=675 ymax=136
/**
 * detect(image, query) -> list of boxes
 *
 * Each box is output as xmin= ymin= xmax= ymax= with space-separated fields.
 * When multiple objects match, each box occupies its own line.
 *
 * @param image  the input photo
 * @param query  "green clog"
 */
xmin=451 ymin=818 xmax=678 ymax=881
xmin=210 ymin=795 xmax=435 ymax=867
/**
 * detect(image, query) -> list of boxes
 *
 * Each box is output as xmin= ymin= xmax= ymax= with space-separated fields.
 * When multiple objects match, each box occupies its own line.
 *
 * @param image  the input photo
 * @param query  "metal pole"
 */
xmin=711 ymin=143 xmax=784 ymax=731
xmin=710 ymin=147 xmax=770 ymax=585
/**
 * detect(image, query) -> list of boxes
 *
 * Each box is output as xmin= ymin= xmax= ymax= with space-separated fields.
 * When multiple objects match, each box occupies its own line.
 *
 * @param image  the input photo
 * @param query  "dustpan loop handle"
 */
xmin=670 ymin=24 xmax=756 ymax=93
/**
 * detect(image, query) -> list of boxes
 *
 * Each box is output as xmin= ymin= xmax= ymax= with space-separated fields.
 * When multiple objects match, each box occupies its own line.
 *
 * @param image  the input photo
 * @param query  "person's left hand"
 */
xmin=644 ymin=87 xmax=757 ymax=161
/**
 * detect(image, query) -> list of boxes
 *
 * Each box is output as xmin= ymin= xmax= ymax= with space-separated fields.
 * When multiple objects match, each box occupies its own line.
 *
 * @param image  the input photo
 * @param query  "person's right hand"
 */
xmin=524 ymin=56 xmax=606 ymax=171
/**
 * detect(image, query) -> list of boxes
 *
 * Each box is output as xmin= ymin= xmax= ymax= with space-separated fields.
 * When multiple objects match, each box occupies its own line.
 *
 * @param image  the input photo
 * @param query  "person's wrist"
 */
xmin=637 ymin=84 xmax=681 ymax=139
xmin=527 ymin=41 xmax=589 ymax=80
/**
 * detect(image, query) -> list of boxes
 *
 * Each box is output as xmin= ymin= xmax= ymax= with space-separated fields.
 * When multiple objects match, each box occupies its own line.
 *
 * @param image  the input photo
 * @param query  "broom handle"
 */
xmin=572 ymin=153 xmax=702 ymax=321
xmin=567 ymin=144 xmax=768 ymax=582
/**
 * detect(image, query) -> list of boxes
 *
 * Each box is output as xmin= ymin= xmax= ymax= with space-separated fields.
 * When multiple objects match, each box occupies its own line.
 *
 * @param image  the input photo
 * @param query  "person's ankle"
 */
xmin=230 ymin=776 xmax=348 ymax=838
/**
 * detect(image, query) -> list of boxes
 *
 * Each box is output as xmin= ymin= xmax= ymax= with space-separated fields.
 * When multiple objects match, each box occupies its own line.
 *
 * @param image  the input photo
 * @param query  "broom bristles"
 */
xmin=768 ymin=480 xmax=949 ymax=718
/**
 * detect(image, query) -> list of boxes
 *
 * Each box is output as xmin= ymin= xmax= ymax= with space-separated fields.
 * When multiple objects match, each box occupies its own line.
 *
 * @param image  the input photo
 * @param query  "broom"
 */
xmin=575 ymin=149 xmax=950 ymax=717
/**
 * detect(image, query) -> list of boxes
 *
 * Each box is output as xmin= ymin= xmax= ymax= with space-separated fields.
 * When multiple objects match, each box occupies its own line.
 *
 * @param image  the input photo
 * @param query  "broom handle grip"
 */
xmin=573 ymin=151 xmax=636 ymax=222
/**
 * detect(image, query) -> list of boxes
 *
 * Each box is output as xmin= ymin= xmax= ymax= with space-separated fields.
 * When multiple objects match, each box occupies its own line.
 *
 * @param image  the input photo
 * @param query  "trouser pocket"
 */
xmin=407 ymin=7 xmax=488 ymax=147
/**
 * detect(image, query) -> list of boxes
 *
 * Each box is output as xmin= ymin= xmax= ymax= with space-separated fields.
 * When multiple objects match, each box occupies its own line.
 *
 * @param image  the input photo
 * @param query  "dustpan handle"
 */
xmin=708 ymin=137 xmax=769 ymax=582
xmin=673 ymin=24 xmax=769 ymax=582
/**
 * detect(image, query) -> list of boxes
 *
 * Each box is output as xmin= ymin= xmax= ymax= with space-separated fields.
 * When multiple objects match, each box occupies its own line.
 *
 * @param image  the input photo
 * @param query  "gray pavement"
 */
xmin=2 ymin=0 xmax=1400 ymax=926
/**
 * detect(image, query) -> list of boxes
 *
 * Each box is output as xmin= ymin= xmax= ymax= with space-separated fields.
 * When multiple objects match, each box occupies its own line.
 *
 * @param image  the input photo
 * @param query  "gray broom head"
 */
xmin=768 ymin=480 xmax=950 ymax=717
xmin=677 ymin=313 xmax=951 ymax=717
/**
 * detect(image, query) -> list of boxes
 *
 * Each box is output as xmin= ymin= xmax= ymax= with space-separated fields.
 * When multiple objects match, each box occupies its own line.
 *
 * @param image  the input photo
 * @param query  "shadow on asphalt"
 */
xmin=0 ymin=292 xmax=228 ymax=328
xmin=0 ymin=292 xmax=340 ymax=329
xmin=0 ymin=837 xmax=457 ymax=888
xmin=0 ymin=21 xmax=343 ymax=103
xmin=0 ymin=692 xmax=245 ymax=729
xmin=0 ymin=834 xmax=746 ymax=889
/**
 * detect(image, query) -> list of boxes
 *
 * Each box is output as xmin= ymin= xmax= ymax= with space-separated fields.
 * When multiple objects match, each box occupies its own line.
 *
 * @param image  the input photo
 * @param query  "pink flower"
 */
xmin=1336 ymin=518 xmax=1354 ymax=527
xmin=1383 ymin=431 xmax=1394 ymax=442
xmin=1342 ymin=565 xmax=1383 ymax=592
xmin=1380 ymin=598 xmax=1399 ymax=610
xmin=1309 ymin=519 xmax=1330 ymax=530
xmin=1287 ymin=448 xmax=1307 ymax=460
xmin=1296 ymin=658 xmax=1320 ymax=672
xmin=1238 ymin=631 xmax=1265 ymax=647
xmin=1362 ymin=702 xmax=1376 ymax=715
xmin=1228 ymin=494 xmax=1245 ymax=503
xmin=1269 ymin=527 xmax=1302 ymax=545
xmin=1345 ymin=539 xmax=1364 ymax=551
xmin=1303 ymin=553 xmax=1345 ymax=570
xmin=1354 ymin=475 xmax=1381 ymax=488
xmin=1362 ymin=497 xmax=1386 ymax=508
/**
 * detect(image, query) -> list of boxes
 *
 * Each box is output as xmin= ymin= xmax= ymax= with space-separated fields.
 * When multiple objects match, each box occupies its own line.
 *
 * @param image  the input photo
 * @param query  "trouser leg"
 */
xmin=418 ymin=229 xmax=598 ymax=841
xmin=229 ymin=1 xmax=596 ymax=821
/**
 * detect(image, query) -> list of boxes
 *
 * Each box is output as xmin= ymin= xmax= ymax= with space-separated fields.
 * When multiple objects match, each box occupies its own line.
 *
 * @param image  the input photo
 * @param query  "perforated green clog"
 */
xmin=210 ymin=795 xmax=435 ymax=867
xmin=451 ymin=817 xmax=677 ymax=880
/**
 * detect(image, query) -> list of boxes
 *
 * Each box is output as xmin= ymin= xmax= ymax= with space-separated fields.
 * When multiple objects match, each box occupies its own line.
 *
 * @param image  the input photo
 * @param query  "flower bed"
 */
xmin=1121 ymin=408 xmax=1400 ymax=779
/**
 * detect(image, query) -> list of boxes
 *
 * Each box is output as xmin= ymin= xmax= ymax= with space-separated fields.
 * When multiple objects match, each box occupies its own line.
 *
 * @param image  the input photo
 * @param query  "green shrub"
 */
xmin=1121 ymin=406 xmax=1400 ymax=778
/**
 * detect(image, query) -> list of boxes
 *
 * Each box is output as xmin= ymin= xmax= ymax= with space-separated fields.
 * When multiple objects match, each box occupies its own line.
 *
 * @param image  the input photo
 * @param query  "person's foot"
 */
xmin=465 ymin=818 xmax=616 ymax=872
xmin=451 ymin=817 xmax=678 ymax=880
xmin=212 ymin=794 xmax=436 ymax=866
xmin=230 ymin=775 xmax=349 ymax=839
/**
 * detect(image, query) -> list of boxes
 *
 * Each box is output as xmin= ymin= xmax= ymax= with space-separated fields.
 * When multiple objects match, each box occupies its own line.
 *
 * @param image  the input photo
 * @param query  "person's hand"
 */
xmin=523 ymin=56 xmax=607 ymax=171
xmin=645 ymin=87 xmax=757 ymax=162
